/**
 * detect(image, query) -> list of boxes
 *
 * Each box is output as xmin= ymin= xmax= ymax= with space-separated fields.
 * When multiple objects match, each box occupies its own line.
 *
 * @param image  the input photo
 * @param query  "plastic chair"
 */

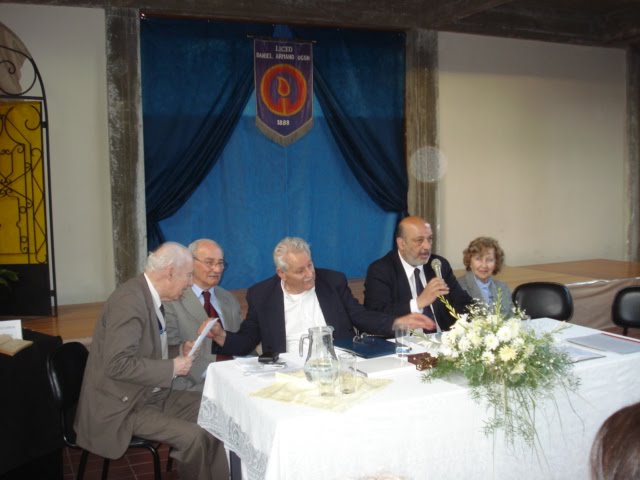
xmin=612 ymin=286 xmax=640 ymax=336
xmin=46 ymin=342 xmax=163 ymax=480
xmin=512 ymin=281 xmax=574 ymax=321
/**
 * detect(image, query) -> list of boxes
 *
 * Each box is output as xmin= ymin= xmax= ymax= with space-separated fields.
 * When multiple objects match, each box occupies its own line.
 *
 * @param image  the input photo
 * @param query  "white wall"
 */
xmin=0 ymin=5 xmax=629 ymax=303
xmin=1 ymin=3 xmax=115 ymax=304
xmin=438 ymin=33 xmax=627 ymax=269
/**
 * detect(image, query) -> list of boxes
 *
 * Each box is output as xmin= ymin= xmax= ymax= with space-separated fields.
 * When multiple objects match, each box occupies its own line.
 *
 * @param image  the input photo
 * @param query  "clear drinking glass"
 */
xmin=339 ymin=352 xmax=357 ymax=394
xmin=395 ymin=327 xmax=411 ymax=357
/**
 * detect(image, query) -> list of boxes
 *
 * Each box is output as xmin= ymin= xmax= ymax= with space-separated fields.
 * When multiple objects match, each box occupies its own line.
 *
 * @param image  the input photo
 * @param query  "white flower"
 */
xmin=484 ymin=334 xmax=499 ymax=351
xmin=458 ymin=337 xmax=471 ymax=352
xmin=469 ymin=331 xmax=483 ymax=347
xmin=497 ymin=325 xmax=513 ymax=342
xmin=506 ymin=318 xmax=522 ymax=335
xmin=511 ymin=363 xmax=525 ymax=375
xmin=439 ymin=345 xmax=453 ymax=357
xmin=482 ymin=351 xmax=495 ymax=365
xmin=498 ymin=345 xmax=517 ymax=362
xmin=442 ymin=333 xmax=457 ymax=348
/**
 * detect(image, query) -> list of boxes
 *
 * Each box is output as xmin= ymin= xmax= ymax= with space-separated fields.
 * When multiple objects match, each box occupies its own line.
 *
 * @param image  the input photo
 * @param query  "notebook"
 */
xmin=333 ymin=336 xmax=397 ymax=359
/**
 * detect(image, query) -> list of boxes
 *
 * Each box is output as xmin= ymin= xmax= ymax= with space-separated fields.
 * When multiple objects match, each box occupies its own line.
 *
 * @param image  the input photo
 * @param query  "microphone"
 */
xmin=431 ymin=258 xmax=442 ymax=279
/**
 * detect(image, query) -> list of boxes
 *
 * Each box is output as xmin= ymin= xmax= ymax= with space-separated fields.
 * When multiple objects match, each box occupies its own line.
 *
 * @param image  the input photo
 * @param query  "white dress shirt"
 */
xmin=281 ymin=281 xmax=327 ymax=353
xmin=397 ymin=251 xmax=440 ymax=332
xmin=191 ymin=284 xmax=226 ymax=328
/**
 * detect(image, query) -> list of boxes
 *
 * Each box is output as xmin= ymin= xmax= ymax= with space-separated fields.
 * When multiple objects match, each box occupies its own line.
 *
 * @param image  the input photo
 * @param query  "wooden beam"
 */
xmin=106 ymin=7 xmax=147 ymax=284
xmin=600 ymin=7 xmax=640 ymax=46
xmin=443 ymin=3 xmax=609 ymax=46
xmin=627 ymin=46 xmax=640 ymax=261
xmin=419 ymin=0 xmax=514 ymax=27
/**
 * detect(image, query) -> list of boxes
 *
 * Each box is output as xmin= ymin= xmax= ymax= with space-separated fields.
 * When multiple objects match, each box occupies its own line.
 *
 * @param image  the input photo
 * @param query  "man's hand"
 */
xmin=182 ymin=340 xmax=197 ymax=357
xmin=393 ymin=313 xmax=436 ymax=331
xmin=197 ymin=319 xmax=227 ymax=346
xmin=417 ymin=278 xmax=449 ymax=310
xmin=173 ymin=355 xmax=193 ymax=377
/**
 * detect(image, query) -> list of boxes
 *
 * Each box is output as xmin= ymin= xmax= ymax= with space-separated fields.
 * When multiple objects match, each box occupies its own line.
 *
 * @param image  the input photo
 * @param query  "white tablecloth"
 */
xmin=197 ymin=319 xmax=640 ymax=480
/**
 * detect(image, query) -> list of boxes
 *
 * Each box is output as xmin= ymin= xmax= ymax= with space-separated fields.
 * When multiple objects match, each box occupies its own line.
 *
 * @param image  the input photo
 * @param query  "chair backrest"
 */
xmin=512 ymin=281 xmax=574 ymax=321
xmin=46 ymin=341 xmax=89 ymax=447
xmin=612 ymin=286 xmax=640 ymax=328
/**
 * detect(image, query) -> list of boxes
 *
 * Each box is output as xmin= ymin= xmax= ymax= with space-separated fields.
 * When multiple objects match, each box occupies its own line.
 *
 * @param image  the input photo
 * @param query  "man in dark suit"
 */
xmin=206 ymin=237 xmax=434 ymax=355
xmin=74 ymin=242 xmax=228 ymax=480
xmin=165 ymin=238 xmax=242 ymax=390
xmin=364 ymin=216 xmax=473 ymax=331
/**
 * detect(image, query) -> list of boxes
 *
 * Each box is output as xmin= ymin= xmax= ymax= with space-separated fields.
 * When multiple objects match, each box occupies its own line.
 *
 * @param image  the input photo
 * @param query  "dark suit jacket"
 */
xmin=220 ymin=268 xmax=396 ymax=355
xmin=364 ymin=251 xmax=473 ymax=331
xmin=74 ymin=274 xmax=175 ymax=459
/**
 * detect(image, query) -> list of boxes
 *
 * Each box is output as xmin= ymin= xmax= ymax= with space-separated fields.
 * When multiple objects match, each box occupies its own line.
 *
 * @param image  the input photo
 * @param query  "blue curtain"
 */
xmin=295 ymin=27 xmax=408 ymax=214
xmin=142 ymin=19 xmax=406 ymax=289
xmin=141 ymin=18 xmax=273 ymax=247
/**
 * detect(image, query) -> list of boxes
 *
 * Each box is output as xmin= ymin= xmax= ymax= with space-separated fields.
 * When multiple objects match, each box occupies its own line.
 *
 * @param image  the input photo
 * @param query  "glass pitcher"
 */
xmin=299 ymin=325 xmax=339 ymax=395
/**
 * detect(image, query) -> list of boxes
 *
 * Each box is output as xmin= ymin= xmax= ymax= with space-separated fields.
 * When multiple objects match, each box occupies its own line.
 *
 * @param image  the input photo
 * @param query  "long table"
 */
xmin=197 ymin=319 xmax=640 ymax=480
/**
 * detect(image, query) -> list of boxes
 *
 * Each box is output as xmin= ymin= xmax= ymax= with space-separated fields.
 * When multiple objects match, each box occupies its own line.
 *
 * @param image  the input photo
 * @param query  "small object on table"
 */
xmin=407 ymin=352 xmax=438 ymax=371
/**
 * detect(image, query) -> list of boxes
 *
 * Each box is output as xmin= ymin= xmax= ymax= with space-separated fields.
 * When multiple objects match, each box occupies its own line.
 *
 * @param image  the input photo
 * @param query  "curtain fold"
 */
xmin=141 ymin=18 xmax=272 ymax=249
xmin=296 ymin=27 xmax=408 ymax=215
xmin=142 ymin=20 xmax=407 ymax=286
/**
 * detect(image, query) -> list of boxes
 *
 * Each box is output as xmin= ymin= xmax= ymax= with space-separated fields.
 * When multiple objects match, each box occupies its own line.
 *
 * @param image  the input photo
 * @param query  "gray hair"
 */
xmin=145 ymin=242 xmax=191 ymax=273
xmin=188 ymin=238 xmax=223 ymax=257
xmin=273 ymin=237 xmax=311 ymax=272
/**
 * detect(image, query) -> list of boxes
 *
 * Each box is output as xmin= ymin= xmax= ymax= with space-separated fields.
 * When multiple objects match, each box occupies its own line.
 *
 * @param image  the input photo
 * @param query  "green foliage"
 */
xmin=417 ymin=295 xmax=580 ymax=450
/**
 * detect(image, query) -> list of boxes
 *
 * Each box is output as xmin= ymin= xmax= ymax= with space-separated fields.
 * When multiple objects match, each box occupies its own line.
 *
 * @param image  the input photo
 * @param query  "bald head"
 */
xmin=188 ymin=238 xmax=226 ymax=290
xmin=396 ymin=216 xmax=433 ymax=267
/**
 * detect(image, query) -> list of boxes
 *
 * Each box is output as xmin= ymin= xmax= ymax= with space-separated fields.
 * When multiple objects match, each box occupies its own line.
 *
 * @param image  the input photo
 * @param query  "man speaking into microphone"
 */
xmin=364 ymin=216 xmax=473 ymax=332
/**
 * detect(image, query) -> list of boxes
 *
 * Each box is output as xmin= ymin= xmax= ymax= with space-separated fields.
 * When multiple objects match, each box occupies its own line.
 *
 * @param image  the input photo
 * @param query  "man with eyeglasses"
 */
xmin=364 ymin=216 xmax=473 ymax=332
xmin=164 ymin=238 xmax=242 ymax=391
xmin=75 ymin=242 xmax=229 ymax=480
xmin=201 ymin=236 xmax=434 ymax=356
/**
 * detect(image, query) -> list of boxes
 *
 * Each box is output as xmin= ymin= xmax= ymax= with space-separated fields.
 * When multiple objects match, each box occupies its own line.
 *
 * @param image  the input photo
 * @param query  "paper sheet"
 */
xmin=189 ymin=318 xmax=217 ymax=356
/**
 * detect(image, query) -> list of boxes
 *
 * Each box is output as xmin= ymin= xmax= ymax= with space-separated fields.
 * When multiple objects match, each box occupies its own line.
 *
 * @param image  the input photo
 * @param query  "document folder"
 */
xmin=566 ymin=333 xmax=640 ymax=355
xmin=333 ymin=336 xmax=397 ymax=359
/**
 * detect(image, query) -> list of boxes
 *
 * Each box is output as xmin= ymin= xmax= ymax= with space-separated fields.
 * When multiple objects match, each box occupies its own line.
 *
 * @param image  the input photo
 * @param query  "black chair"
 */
xmin=512 ymin=281 xmax=574 ymax=321
xmin=46 ymin=342 xmax=163 ymax=480
xmin=612 ymin=286 xmax=640 ymax=336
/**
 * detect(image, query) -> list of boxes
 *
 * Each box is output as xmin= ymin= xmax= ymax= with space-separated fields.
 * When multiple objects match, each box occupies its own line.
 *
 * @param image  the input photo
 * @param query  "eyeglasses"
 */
xmin=194 ymin=258 xmax=228 ymax=269
xmin=353 ymin=333 xmax=385 ymax=345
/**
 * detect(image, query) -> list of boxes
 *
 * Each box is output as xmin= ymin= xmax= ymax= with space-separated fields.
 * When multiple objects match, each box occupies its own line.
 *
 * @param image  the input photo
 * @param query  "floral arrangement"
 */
xmin=416 ymin=295 xmax=580 ymax=450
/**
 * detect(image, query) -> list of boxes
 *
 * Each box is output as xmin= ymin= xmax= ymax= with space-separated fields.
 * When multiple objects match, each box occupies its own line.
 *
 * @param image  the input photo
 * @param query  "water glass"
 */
xmin=314 ymin=359 xmax=337 ymax=396
xmin=395 ymin=327 xmax=411 ymax=357
xmin=339 ymin=352 xmax=357 ymax=394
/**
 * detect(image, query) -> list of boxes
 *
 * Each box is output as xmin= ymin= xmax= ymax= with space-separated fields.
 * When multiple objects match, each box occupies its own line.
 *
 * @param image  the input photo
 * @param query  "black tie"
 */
xmin=157 ymin=304 xmax=165 ymax=334
xmin=414 ymin=268 xmax=424 ymax=297
xmin=414 ymin=268 xmax=434 ymax=320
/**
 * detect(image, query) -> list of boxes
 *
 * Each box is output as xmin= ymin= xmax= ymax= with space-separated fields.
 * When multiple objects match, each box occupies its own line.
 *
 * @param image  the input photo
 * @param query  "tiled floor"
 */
xmin=63 ymin=444 xmax=179 ymax=480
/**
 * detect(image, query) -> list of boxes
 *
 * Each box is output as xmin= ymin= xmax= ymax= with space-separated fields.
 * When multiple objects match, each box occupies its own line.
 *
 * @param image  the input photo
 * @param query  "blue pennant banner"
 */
xmin=254 ymin=39 xmax=313 ymax=146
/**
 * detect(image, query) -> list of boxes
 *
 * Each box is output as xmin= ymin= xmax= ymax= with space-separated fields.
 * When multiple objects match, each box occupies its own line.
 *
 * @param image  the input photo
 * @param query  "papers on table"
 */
xmin=0 ymin=320 xmax=23 ymax=339
xmin=566 ymin=333 xmax=640 ymax=355
xmin=556 ymin=344 xmax=604 ymax=363
xmin=356 ymin=356 xmax=415 ymax=377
